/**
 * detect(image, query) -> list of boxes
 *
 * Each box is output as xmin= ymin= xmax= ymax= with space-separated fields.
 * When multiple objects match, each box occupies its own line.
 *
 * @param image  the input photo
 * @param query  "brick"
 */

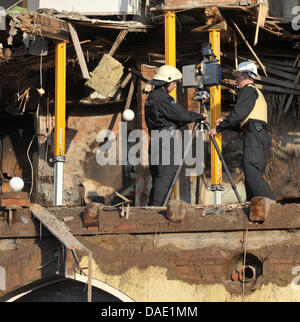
xmin=1 ymin=199 xmax=30 ymax=207
xmin=273 ymin=264 xmax=293 ymax=273
xmin=209 ymin=265 xmax=223 ymax=274
xmin=202 ymin=257 xmax=216 ymax=265
xmin=203 ymin=274 xmax=215 ymax=283
xmin=175 ymin=258 xmax=188 ymax=266
xmin=280 ymin=257 xmax=295 ymax=264
xmin=268 ymin=257 xmax=281 ymax=264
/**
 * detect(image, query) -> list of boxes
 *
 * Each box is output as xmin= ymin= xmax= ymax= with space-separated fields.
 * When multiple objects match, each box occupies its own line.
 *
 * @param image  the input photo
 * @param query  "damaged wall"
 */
xmin=37 ymin=103 xmax=135 ymax=206
xmin=74 ymin=230 xmax=300 ymax=302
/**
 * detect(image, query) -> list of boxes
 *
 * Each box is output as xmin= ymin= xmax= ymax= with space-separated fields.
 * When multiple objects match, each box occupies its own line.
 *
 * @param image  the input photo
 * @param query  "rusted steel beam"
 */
xmin=0 ymin=202 xmax=300 ymax=238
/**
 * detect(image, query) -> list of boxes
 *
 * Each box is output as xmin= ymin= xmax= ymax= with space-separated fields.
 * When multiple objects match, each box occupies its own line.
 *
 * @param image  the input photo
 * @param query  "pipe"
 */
xmin=239 ymin=265 xmax=256 ymax=282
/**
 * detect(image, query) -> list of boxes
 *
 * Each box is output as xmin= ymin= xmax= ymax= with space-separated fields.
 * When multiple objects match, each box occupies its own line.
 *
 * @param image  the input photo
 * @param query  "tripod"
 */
xmin=162 ymin=121 xmax=242 ymax=207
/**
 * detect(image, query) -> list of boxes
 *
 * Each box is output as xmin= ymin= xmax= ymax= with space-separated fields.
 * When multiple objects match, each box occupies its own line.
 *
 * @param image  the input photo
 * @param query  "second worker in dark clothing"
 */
xmin=145 ymin=65 xmax=207 ymax=206
xmin=209 ymin=61 xmax=275 ymax=202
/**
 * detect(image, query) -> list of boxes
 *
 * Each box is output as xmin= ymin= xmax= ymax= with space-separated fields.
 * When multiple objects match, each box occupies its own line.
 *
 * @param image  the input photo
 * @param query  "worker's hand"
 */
xmin=201 ymin=113 xmax=208 ymax=121
xmin=215 ymin=118 xmax=224 ymax=127
xmin=209 ymin=128 xmax=218 ymax=137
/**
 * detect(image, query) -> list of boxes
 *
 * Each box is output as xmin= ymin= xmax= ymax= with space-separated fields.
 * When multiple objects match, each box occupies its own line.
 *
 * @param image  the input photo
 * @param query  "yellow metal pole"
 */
xmin=209 ymin=29 xmax=222 ymax=204
xmin=53 ymin=41 xmax=67 ymax=206
xmin=164 ymin=10 xmax=178 ymax=200
xmin=165 ymin=11 xmax=177 ymax=100
xmin=54 ymin=41 xmax=66 ymax=157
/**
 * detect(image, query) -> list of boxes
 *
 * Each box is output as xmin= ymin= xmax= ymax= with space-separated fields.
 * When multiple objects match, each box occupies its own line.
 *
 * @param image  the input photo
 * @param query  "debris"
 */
xmin=85 ymin=53 xmax=124 ymax=97
xmin=166 ymin=200 xmax=190 ymax=223
xmin=230 ymin=18 xmax=268 ymax=76
xmin=83 ymin=203 xmax=101 ymax=229
xmin=62 ymin=216 xmax=75 ymax=223
xmin=249 ymin=196 xmax=276 ymax=222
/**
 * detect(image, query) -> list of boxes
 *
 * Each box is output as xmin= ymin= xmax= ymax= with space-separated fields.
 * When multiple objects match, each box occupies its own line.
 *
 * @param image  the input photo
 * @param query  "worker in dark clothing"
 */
xmin=209 ymin=61 xmax=275 ymax=201
xmin=145 ymin=65 xmax=207 ymax=206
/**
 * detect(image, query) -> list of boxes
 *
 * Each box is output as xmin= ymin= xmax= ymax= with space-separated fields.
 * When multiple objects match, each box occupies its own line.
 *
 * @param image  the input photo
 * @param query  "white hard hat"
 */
xmin=234 ymin=61 xmax=258 ymax=77
xmin=153 ymin=65 xmax=182 ymax=83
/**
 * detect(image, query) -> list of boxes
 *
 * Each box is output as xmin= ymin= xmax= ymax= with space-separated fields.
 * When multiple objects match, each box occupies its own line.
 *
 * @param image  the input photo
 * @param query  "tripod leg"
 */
xmin=210 ymin=135 xmax=242 ymax=203
xmin=162 ymin=123 xmax=200 ymax=207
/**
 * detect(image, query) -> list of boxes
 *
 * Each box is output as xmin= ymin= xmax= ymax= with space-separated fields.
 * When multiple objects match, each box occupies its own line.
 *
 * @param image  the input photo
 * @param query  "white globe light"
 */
xmin=9 ymin=177 xmax=24 ymax=192
xmin=122 ymin=109 xmax=135 ymax=121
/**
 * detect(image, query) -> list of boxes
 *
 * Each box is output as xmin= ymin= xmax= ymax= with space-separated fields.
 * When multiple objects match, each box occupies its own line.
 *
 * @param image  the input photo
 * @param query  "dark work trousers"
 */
xmin=148 ymin=130 xmax=178 ymax=206
xmin=243 ymin=123 xmax=275 ymax=201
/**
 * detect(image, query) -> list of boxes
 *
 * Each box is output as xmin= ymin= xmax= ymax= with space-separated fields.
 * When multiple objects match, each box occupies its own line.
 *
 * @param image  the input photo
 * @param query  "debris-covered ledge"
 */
xmin=0 ymin=198 xmax=300 ymax=238
xmin=7 ymin=7 xmax=70 ymax=41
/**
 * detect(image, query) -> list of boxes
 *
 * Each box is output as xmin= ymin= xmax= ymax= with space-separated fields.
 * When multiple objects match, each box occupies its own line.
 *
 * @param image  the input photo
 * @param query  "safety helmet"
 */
xmin=152 ymin=65 xmax=182 ymax=83
xmin=234 ymin=61 xmax=258 ymax=78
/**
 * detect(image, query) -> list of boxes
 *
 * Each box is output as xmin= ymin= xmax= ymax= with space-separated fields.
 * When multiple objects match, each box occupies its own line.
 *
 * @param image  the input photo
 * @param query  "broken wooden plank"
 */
xmin=109 ymin=29 xmax=128 ymax=57
xmin=256 ymin=74 xmax=300 ymax=91
xmin=191 ymin=20 xmax=227 ymax=32
xmin=230 ymin=18 xmax=267 ymax=76
xmin=234 ymin=32 xmax=238 ymax=69
xmin=30 ymin=203 xmax=88 ymax=250
xmin=223 ymin=75 xmax=300 ymax=95
xmin=119 ymin=72 xmax=133 ymax=88
xmin=68 ymin=23 xmax=90 ymax=79
xmin=124 ymin=75 xmax=136 ymax=110
xmin=254 ymin=1 xmax=269 ymax=46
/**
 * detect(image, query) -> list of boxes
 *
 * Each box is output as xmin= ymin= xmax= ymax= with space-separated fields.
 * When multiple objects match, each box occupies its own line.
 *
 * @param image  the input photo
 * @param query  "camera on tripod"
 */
xmin=182 ymin=43 xmax=222 ymax=106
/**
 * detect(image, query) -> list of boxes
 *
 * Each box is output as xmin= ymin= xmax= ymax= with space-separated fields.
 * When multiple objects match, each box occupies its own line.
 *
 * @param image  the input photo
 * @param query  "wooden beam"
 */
xmin=124 ymin=75 xmax=136 ymax=110
xmin=1 ymin=203 xmax=300 ymax=238
xmin=151 ymin=0 xmax=260 ymax=11
xmin=230 ymin=18 xmax=268 ymax=76
xmin=257 ymin=74 xmax=300 ymax=91
xmin=254 ymin=1 xmax=268 ymax=46
xmin=30 ymin=204 xmax=88 ymax=250
xmin=191 ymin=20 xmax=227 ymax=32
xmin=284 ymin=71 xmax=300 ymax=114
xmin=109 ymin=29 xmax=128 ymax=57
xmin=68 ymin=23 xmax=90 ymax=79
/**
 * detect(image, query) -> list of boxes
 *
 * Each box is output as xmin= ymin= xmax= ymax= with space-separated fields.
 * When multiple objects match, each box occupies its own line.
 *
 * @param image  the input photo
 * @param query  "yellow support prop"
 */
xmin=54 ymin=41 xmax=67 ymax=157
xmin=164 ymin=11 xmax=177 ymax=100
xmin=164 ymin=10 xmax=178 ymax=200
xmin=209 ymin=29 xmax=222 ymax=202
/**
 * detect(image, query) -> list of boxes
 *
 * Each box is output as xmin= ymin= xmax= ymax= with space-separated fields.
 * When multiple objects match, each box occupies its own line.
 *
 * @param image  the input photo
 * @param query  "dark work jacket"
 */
xmin=145 ymin=88 xmax=205 ymax=131
xmin=216 ymin=84 xmax=259 ymax=133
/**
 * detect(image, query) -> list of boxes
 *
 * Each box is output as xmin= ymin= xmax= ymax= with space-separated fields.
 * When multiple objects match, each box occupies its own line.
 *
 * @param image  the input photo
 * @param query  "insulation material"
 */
xmin=86 ymin=54 xmax=124 ymax=98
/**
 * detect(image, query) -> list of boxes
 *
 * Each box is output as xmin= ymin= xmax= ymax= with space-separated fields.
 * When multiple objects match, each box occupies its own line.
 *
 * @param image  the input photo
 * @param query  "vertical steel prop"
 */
xmin=53 ymin=41 xmax=67 ymax=206
xmin=209 ymin=29 xmax=223 ymax=204
xmin=164 ymin=10 xmax=179 ymax=201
